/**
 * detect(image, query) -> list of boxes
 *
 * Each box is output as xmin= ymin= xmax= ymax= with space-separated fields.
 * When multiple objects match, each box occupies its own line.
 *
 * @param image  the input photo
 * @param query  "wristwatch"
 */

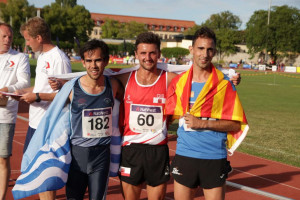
xmin=35 ymin=93 xmax=41 ymax=102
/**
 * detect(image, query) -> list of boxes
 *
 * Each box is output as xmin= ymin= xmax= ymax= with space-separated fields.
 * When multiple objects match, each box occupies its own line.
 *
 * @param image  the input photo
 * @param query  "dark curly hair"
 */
xmin=135 ymin=32 xmax=161 ymax=51
xmin=192 ymin=27 xmax=216 ymax=46
xmin=80 ymin=39 xmax=109 ymax=62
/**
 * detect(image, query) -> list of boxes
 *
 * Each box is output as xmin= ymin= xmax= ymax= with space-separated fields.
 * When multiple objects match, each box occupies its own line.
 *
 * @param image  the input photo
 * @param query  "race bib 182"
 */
xmin=82 ymin=107 xmax=112 ymax=138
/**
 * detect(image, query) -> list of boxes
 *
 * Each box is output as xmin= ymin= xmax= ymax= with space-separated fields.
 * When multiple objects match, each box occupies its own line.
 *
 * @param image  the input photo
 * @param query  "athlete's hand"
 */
xmin=20 ymin=92 xmax=36 ymax=104
xmin=48 ymin=78 xmax=61 ymax=91
xmin=14 ymin=89 xmax=27 ymax=96
xmin=183 ymin=113 xmax=206 ymax=129
xmin=10 ymin=89 xmax=25 ymax=101
xmin=230 ymin=72 xmax=241 ymax=86
xmin=0 ymin=92 xmax=6 ymax=99
xmin=48 ymin=78 xmax=67 ymax=91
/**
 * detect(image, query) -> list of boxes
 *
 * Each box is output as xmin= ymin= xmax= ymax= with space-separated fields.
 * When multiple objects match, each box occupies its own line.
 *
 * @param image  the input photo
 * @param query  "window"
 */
xmin=94 ymin=29 xmax=98 ymax=35
xmin=174 ymin=26 xmax=177 ymax=32
xmin=166 ymin=26 xmax=170 ymax=31
xmin=181 ymin=27 xmax=185 ymax=32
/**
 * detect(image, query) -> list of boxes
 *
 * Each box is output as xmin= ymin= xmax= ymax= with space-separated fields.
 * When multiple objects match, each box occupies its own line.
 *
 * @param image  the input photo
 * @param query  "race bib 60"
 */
xmin=129 ymin=104 xmax=163 ymax=133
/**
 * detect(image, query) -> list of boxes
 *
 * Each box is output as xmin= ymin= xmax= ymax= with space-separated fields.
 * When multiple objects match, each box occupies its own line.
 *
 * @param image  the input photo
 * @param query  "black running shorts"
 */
xmin=119 ymin=143 xmax=170 ymax=186
xmin=171 ymin=154 xmax=232 ymax=189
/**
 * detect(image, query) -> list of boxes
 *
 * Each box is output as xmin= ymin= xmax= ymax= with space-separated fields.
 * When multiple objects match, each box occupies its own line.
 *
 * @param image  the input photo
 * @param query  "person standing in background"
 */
xmin=15 ymin=17 xmax=72 ymax=200
xmin=0 ymin=22 xmax=31 ymax=200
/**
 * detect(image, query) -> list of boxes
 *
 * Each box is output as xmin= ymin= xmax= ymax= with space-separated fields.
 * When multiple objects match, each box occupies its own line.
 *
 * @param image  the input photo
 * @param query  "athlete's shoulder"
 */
xmin=114 ymin=72 xmax=131 ymax=87
xmin=109 ymin=76 xmax=124 ymax=100
xmin=48 ymin=46 xmax=69 ymax=60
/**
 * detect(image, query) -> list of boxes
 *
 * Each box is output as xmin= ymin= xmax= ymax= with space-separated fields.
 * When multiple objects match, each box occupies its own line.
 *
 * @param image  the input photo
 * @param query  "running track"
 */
xmin=6 ymin=102 xmax=300 ymax=200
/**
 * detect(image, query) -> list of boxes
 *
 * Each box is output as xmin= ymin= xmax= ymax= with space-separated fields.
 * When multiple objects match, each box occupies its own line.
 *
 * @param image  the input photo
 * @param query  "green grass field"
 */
xmin=168 ymin=70 xmax=300 ymax=167
xmin=29 ymin=59 xmax=300 ymax=167
xmin=235 ymin=70 xmax=300 ymax=167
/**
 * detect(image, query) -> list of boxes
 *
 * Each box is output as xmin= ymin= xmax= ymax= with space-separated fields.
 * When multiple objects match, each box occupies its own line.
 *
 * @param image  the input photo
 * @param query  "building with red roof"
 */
xmin=90 ymin=13 xmax=195 ymax=40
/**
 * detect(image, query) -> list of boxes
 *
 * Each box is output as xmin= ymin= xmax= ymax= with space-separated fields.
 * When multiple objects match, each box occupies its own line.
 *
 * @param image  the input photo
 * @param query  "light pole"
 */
xmin=265 ymin=0 xmax=272 ymax=64
xmin=267 ymin=0 xmax=272 ymax=25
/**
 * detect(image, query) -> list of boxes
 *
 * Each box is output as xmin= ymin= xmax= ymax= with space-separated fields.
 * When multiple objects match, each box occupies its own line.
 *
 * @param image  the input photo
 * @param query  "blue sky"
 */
xmin=28 ymin=0 xmax=300 ymax=29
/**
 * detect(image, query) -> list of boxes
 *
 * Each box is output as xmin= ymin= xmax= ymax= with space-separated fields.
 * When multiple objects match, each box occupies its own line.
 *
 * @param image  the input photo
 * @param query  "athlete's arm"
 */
xmin=167 ymin=72 xmax=178 ymax=87
xmin=183 ymin=113 xmax=240 ymax=132
xmin=14 ymin=86 xmax=34 ymax=95
xmin=110 ymin=77 xmax=124 ymax=101
xmin=68 ymin=90 xmax=73 ymax=102
xmin=20 ymin=92 xmax=57 ymax=104
xmin=0 ymin=87 xmax=9 ymax=95
xmin=165 ymin=72 xmax=179 ymax=126
xmin=113 ymin=72 xmax=130 ymax=88
xmin=10 ymin=87 xmax=34 ymax=101
xmin=48 ymin=78 xmax=68 ymax=91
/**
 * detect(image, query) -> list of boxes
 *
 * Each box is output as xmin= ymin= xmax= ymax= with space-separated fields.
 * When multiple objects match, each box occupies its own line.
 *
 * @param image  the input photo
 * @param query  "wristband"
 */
xmin=35 ymin=93 xmax=41 ymax=102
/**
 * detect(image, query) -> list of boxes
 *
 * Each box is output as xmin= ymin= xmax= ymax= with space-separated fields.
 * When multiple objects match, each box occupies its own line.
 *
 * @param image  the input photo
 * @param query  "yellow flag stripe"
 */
xmin=211 ymin=83 xmax=227 ymax=119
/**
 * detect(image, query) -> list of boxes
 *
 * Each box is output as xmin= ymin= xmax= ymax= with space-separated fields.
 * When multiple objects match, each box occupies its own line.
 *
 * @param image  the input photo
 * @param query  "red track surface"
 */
xmin=6 ymin=102 xmax=300 ymax=200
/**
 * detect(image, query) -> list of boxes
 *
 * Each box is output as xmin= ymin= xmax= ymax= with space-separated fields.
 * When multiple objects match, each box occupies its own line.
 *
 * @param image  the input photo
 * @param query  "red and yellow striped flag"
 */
xmin=165 ymin=65 xmax=249 ymax=155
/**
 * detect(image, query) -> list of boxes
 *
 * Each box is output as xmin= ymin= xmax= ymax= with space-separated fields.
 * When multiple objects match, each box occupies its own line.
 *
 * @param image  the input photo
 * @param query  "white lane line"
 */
xmin=227 ymin=181 xmax=295 ymax=200
xmin=242 ymin=142 xmax=300 ymax=159
xmin=13 ymin=134 xmax=27 ymax=136
xmin=17 ymin=115 xmax=29 ymax=122
xmin=12 ymin=126 xmax=298 ymax=199
xmin=14 ymin=131 xmax=27 ymax=133
xmin=13 ymin=139 xmax=24 ymax=146
xmin=233 ymin=168 xmax=300 ymax=191
xmin=168 ymin=143 xmax=299 ymax=199
xmin=11 ymin=170 xmax=21 ymax=174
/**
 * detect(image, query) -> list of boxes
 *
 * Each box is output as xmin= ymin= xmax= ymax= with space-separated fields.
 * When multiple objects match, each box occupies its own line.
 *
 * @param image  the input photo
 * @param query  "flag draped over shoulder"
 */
xmin=165 ymin=65 xmax=249 ymax=155
xmin=12 ymin=77 xmax=121 ymax=200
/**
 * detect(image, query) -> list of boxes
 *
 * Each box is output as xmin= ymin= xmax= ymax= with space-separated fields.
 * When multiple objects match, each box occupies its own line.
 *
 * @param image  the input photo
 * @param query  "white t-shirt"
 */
xmin=29 ymin=46 xmax=71 ymax=128
xmin=0 ymin=48 xmax=31 ymax=123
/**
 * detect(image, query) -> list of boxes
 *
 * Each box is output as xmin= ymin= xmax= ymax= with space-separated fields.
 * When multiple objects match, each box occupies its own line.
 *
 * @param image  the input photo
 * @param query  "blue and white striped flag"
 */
xmin=12 ymin=130 xmax=71 ymax=199
xmin=12 ymin=78 xmax=77 ymax=199
xmin=12 ymin=77 xmax=121 ymax=199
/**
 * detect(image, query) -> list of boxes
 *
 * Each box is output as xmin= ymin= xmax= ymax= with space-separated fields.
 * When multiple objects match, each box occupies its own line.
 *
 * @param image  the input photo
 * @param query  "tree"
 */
xmin=183 ymin=25 xmax=202 ymax=36
xmin=101 ymin=19 xmax=147 ymax=39
xmin=246 ymin=5 xmax=300 ymax=62
xmin=161 ymin=47 xmax=190 ymax=59
xmin=0 ymin=0 xmax=36 ymax=46
xmin=117 ymin=21 xmax=147 ymax=39
xmin=101 ymin=18 xmax=122 ymax=39
xmin=119 ymin=42 xmax=135 ymax=55
xmin=184 ymin=11 xmax=242 ymax=61
xmin=107 ymin=42 xmax=135 ymax=56
xmin=205 ymin=11 xmax=242 ymax=30
xmin=203 ymin=11 xmax=242 ymax=61
xmin=68 ymin=5 xmax=94 ymax=42
xmin=55 ymin=0 xmax=77 ymax=7
xmin=41 ymin=1 xmax=94 ymax=45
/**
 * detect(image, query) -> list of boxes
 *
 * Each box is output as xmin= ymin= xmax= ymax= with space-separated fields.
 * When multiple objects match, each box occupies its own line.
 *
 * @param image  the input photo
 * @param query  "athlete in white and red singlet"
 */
xmin=122 ymin=70 xmax=168 ymax=146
